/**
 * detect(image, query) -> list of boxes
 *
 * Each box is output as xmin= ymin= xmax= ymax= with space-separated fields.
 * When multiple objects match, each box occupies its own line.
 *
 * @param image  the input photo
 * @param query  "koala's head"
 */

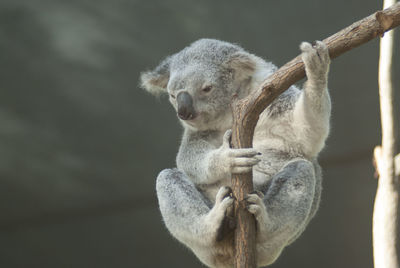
xmin=140 ymin=39 xmax=258 ymax=131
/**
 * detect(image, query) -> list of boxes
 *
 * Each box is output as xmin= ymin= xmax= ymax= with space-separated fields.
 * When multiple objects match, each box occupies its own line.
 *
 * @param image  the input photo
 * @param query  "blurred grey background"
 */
xmin=0 ymin=0 xmax=399 ymax=267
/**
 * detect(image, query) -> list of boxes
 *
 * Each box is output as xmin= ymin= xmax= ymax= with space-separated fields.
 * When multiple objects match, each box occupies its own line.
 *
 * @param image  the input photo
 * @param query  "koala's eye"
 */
xmin=170 ymin=94 xmax=176 ymax=99
xmin=202 ymin=86 xmax=213 ymax=93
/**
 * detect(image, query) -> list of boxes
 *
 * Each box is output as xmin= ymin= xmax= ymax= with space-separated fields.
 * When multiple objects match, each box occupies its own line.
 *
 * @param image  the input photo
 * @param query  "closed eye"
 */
xmin=170 ymin=94 xmax=176 ymax=99
xmin=202 ymin=86 xmax=212 ymax=93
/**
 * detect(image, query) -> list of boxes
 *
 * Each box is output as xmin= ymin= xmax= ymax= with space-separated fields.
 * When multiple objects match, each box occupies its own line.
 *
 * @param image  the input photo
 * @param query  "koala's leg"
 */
xmin=248 ymin=159 xmax=317 ymax=246
xmin=293 ymin=41 xmax=331 ymax=156
xmin=156 ymin=168 xmax=234 ymax=248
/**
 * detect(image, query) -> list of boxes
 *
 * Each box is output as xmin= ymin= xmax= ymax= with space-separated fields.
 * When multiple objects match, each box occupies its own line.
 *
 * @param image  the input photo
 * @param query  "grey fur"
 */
xmin=140 ymin=39 xmax=331 ymax=267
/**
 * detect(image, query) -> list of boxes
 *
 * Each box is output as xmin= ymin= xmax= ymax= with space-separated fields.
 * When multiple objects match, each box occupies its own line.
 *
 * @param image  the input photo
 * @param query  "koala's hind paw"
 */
xmin=245 ymin=192 xmax=268 ymax=225
xmin=211 ymin=186 xmax=234 ymax=219
xmin=300 ymin=41 xmax=330 ymax=80
xmin=215 ymin=187 xmax=234 ymax=216
xmin=206 ymin=186 xmax=235 ymax=241
xmin=215 ymin=187 xmax=236 ymax=241
xmin=216 ymin=186 xmax=233 ymax=203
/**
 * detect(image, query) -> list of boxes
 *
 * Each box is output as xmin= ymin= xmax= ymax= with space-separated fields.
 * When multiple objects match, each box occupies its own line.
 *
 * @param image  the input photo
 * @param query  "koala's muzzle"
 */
xmin=177 ymin=92 xmax=196 ymax=120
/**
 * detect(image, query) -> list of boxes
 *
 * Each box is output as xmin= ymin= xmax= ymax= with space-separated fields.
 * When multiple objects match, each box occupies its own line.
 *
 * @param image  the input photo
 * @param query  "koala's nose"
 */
xmin=177 ymin=91 xmax=196 ymax=120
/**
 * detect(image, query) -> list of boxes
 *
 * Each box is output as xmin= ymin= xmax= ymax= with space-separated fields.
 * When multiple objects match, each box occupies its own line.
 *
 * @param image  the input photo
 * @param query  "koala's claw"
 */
xmin=216 ymin=186 xmax=233 ymax=202
xmin=300 ymin=41 xmax=330 ymax=80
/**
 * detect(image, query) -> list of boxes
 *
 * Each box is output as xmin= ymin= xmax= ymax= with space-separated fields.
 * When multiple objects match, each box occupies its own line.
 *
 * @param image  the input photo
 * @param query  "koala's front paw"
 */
xmin=300 ymin=41 xmax=330 ymax=81
xmin=211 ymin=130 xmax=261 ymax=177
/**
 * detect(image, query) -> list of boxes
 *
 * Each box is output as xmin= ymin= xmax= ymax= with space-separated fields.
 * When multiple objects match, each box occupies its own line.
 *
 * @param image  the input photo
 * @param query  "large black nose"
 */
xmin=177 ymin=92 xmax=196 ymax=120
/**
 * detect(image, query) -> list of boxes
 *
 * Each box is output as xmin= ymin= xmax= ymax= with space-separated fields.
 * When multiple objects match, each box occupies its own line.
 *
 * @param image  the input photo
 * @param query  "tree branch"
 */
xmin=231 ymin=3 xmax=400 ymax=267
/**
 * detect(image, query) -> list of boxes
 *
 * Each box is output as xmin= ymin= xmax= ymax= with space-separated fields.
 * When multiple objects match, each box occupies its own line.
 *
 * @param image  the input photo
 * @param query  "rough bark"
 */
xmin=231 ymin=3 xmax=400 ymax=267
xmin=372 ymin=1 xmax=399 ymax=268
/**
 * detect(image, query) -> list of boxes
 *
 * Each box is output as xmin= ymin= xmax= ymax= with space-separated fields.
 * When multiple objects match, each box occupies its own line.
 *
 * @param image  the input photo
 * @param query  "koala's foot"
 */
xmin=300 ymin=41 xmax=330 ymax=81
xmin=206 ymin=186 xmax=235 ymax=241
xmin=215 ymin=187 xmax=235 ymax=241
xmin=245 ymin=191 xmax=269 ymax=241
xmin=215 ymin=186 xmax=234 ymax=212
xmin=245 ymin=191 xmax=266 ymax=219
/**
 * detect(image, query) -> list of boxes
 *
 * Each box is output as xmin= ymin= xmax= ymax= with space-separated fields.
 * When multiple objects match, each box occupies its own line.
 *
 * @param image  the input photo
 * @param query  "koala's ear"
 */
xmin=140 ymin=56 xmax=172 ymax=96
xmin=224 ymin=52 xmax=257 ymax=80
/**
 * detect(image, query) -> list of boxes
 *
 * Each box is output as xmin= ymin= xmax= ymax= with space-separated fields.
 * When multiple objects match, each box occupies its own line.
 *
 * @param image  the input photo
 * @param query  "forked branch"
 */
xmin=230 ymin=3 xmax=400 ymax=267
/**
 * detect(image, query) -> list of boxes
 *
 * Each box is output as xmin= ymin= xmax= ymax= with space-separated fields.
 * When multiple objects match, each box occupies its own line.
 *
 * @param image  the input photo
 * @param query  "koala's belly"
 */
xmin=252 ymin=146 xmax=300 ymax=189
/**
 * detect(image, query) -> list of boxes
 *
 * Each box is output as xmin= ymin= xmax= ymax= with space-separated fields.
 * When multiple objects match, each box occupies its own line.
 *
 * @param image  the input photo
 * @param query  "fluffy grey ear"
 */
xmin=224 ymin=51 xmax=257 ymax=80
xmin=140 ymin=56 xmax=171 ymax=96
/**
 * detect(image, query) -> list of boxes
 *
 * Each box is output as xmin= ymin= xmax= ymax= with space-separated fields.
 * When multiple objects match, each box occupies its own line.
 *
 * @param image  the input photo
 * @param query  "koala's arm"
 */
xmin=177 ymin=130 xmax=260 ymax=185
xmin=291 ymin=41 xmax=331 ymax=157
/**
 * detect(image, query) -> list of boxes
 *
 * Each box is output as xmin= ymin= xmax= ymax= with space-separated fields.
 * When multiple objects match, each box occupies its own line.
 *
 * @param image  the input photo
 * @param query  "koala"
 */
xmin=140 ymin=38 xmax=331 ymax=268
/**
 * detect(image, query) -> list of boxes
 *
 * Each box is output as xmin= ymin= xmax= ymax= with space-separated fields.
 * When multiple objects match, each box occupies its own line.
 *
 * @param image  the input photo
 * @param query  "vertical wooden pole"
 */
xmin=372 ymin=1 xmax=399 ymax=268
